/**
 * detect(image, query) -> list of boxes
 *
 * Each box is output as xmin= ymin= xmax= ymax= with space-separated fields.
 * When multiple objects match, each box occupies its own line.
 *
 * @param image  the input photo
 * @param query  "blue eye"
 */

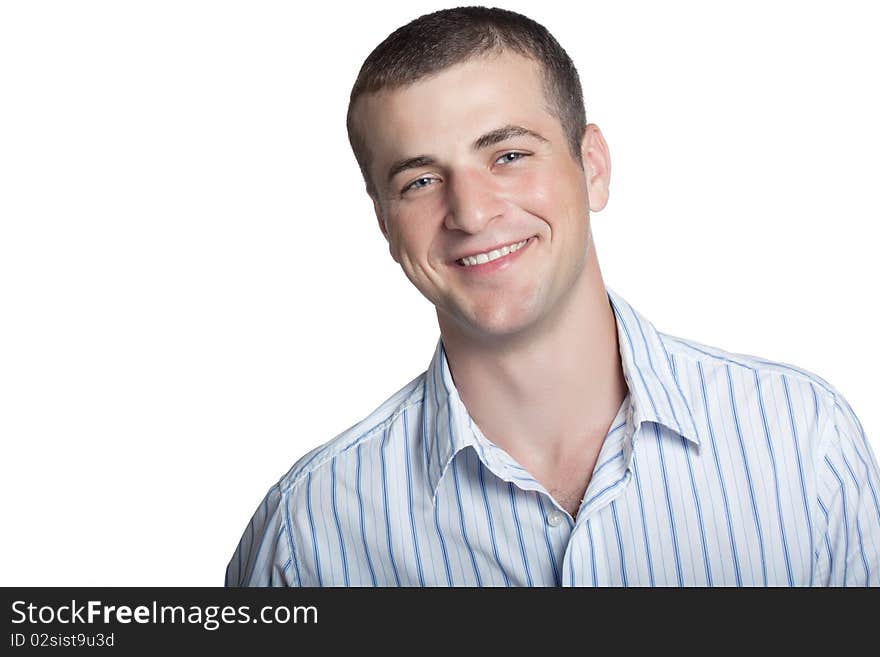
xmin=497 ymin=152 xmax=527 ymax=164
xmin=402 ymin=176 xmax=436 ymax=193
xmin=401 ymin=153 xmax=527 ymax=194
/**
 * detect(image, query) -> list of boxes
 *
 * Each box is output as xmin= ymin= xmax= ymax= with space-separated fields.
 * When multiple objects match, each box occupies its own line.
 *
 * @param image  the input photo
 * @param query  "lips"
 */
xmin=454 ymin=237 xmax=533 ymax=266
xmin=452 ymin=236 xmax=535 ymax=273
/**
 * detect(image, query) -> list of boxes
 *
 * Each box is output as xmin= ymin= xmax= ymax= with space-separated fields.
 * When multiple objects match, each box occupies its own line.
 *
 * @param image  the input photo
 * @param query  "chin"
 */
xmin=437 ymin=290 xmax=547 ymax=342
xmin=461 ymin=304 xmax=543 ymax=341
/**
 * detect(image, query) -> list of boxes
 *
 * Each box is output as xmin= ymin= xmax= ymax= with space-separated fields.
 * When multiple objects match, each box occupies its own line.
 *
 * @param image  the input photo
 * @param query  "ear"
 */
xmin=580 ymin=124 xmax=611 ymax=212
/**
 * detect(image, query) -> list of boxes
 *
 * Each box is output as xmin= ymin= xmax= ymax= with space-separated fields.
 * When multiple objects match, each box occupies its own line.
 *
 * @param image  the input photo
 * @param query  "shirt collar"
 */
xmin=422 ymin=285 xmax=702 ymax=502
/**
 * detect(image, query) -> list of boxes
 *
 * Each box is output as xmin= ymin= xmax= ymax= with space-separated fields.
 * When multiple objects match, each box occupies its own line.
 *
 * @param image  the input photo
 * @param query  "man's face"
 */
xmin=352 ymin=50 xmax=609 ymax=344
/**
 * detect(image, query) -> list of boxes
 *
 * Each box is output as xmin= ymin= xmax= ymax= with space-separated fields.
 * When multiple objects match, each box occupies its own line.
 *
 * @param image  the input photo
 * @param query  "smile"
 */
xmin=456 ymin=238 xmax=530 ymax=267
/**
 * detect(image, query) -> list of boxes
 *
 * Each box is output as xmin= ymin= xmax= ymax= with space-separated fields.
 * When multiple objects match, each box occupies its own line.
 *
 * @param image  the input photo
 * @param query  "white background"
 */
xmin=1 ymin=0 xmax=877 ymax=586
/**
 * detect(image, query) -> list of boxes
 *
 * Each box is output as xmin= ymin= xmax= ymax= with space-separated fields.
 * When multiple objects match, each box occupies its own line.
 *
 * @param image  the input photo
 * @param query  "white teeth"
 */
xmin=459 ymin=238 xmax=529 ymax=267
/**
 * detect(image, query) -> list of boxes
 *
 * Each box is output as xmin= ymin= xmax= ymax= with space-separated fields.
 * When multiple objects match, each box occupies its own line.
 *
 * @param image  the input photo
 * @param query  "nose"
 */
xmin=443 ymin=169 xmax=504 ymax=234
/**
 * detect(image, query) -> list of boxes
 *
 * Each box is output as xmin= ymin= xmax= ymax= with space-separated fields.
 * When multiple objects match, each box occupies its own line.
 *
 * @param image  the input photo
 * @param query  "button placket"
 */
xmin=546 ymin=509 xmax=566 ymax=527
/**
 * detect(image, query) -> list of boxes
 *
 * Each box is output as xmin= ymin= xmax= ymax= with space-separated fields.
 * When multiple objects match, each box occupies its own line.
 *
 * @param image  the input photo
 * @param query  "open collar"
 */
xmin=422 ymin=285 xmax=702 ymax=502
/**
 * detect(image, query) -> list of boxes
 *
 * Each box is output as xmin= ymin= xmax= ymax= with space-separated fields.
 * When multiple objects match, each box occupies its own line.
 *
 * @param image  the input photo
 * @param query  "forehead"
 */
xmin=352 ymin=52 xmax=560 ymax=174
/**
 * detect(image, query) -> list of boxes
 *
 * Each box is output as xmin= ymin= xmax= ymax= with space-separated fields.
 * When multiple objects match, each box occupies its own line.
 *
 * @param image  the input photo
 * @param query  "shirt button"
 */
xmin=546 ymin=510 xmax=566 ymax=527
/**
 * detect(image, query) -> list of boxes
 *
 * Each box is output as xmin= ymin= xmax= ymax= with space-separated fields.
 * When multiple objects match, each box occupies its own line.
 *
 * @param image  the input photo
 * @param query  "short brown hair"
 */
xmin=346 ymin=6 xmax=587 ymax=199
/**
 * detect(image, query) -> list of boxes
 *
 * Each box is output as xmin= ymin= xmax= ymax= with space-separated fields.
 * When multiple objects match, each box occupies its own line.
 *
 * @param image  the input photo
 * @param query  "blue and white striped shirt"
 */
xmin=226 ymin=286 xmax=880 ymax=586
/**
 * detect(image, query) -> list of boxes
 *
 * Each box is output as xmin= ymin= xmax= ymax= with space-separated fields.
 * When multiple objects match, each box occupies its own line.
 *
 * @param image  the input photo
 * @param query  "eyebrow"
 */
xmin=385 ymin=124 xmax=549 ymax=185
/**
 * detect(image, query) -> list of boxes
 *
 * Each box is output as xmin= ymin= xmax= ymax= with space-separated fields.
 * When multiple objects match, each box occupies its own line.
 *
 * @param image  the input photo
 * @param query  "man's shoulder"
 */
xmin=226 ymin=371 xmax=428 ymax=586
xmin=659 ymin=330 xmax=838 ymax=397
xmin=656 ymin=330 xmax=852 ymax=442
xmin=274 ymin=370 xmax=427 ymax=497
xmin=656 ymin=330 xmax=874 ymax=477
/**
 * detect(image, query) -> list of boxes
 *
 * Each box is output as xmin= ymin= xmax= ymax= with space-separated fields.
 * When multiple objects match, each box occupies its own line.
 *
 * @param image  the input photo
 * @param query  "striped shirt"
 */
xmin=226 ymin=286 xmax=880 ymax=586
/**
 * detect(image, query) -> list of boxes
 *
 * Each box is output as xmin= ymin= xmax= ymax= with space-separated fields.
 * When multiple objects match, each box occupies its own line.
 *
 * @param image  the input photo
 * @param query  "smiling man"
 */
xmin=226 ymin=6 xmax=879 ymax=586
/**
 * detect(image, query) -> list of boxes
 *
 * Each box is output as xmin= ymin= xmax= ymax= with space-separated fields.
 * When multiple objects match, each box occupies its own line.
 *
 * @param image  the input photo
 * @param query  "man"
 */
xmin=226 ymin=6 xmax=879 ymax=586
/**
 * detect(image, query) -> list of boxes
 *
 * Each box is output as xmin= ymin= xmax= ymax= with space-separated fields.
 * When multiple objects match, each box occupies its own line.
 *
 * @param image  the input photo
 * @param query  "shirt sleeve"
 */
xmin=814 ymin=391 xmax=880 ymax=586
xmin=225 ymin=484 xmax=301 ymax=587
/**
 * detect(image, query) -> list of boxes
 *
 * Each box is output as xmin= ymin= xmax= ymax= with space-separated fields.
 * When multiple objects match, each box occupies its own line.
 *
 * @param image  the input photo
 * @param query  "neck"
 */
xmin=437 ymin=242 xmax=627 ymax=470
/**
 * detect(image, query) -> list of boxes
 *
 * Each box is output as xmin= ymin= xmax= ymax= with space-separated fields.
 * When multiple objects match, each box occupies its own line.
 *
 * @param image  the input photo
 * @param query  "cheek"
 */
xmin=514 ymin=169 xmax=553 ymax=209
xmin=387 ymin=205 xmax=441 ymax=262
xmin=508 ymin=166 xmax=587 ymax=226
